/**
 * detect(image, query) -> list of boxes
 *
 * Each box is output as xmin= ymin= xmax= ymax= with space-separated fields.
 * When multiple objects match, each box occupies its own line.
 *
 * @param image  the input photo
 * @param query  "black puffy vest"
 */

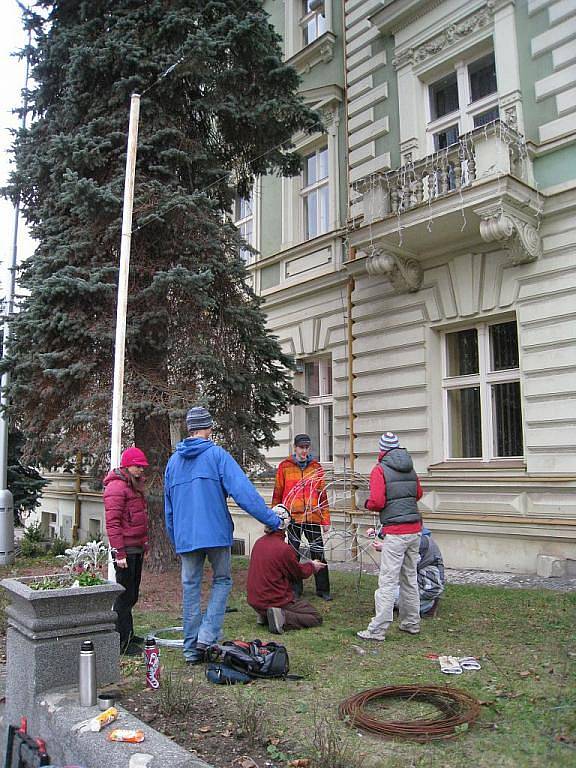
xmin=378 ymin=449 xmax=421 ymax=527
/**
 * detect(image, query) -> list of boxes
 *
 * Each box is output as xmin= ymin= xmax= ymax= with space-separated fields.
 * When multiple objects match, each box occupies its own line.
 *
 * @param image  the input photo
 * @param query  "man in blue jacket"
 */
xmin=164 ymin=406 xmax=281 ymax=664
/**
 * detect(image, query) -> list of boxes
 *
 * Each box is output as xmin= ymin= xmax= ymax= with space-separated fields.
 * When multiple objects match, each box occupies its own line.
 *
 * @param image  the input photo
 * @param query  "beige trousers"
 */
xmin=367 ymin=532 xmax=421 ymax=636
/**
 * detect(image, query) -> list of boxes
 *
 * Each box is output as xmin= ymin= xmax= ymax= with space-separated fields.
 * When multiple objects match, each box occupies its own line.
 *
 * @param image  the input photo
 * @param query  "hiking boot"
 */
xmin=356 ymin=629 xmax=386 ymax=642
xmin=130 ymin=634 xmax=145 ymax=645
xmin=256 ymin=613 xmax=266 ymax=626
xmin=266 ymin=607 xmax=285 ymax=634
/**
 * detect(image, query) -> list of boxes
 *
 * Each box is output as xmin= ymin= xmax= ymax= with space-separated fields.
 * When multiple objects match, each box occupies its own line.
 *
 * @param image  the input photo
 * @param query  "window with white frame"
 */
xmin=234 ymin=194 xmax=254 ymax=264
xmin=302 ymin=146 xmax=329 ymax=240
xmin=303 ymin=358 xmax=333 ymax=462
xmin=427 ymin=50 xmax=499 ymax=152
xmin=301 ymin=0 xmax=327 ymax=46
xmin=442 ymin=319 xmax=523 ymax=460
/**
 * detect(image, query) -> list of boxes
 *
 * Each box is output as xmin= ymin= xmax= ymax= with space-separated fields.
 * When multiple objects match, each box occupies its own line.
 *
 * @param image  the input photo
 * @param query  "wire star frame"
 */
xmin=282 ymin=467 xmax=381 ymax=572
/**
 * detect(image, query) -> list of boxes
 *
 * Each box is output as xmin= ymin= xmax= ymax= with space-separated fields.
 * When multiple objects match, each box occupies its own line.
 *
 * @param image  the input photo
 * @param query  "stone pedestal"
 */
xmin=1 ymin=576 xmax=124 ymax=723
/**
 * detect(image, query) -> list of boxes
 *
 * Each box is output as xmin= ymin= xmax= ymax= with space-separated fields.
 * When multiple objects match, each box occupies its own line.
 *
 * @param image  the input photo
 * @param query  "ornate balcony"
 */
xmin=348 ymin=121 xmax=542 ymax=291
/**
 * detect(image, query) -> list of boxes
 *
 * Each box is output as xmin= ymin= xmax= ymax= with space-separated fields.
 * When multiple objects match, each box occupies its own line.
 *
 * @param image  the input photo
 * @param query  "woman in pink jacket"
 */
xmin=103 ymin=447 xmax=149 ymax=655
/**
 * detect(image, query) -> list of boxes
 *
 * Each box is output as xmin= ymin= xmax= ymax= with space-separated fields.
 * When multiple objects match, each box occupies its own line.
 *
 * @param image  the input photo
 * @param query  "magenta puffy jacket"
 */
xmin=103 ymin=469 xmax=148 ymax=560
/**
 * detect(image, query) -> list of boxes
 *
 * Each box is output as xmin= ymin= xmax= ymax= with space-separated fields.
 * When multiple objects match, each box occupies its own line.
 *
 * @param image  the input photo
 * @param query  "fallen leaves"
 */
xmin=231 ymin=757 xmax=259 ymax=768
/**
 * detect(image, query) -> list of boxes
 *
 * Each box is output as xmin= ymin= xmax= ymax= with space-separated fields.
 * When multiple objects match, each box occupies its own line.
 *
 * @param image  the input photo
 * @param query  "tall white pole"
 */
xmin=108 ymin=93 xmax=140 ymax=581
xmin=110 ymin=93 xmax=141 ymax=469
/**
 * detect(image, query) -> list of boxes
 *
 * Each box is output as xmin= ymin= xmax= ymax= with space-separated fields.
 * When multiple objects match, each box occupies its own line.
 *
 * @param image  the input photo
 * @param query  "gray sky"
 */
xmin=1 ymin=1 xmax=34 ymax=297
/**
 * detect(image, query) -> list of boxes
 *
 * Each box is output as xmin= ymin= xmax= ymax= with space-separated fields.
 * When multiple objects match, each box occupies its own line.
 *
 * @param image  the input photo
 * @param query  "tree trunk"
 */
xmin=134 ymin=413 xmax=177 ymax=573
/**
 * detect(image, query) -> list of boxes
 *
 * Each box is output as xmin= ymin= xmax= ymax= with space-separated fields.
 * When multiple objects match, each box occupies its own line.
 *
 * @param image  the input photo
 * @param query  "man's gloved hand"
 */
xmin=272 ymin=503 xmax=292 ymax=531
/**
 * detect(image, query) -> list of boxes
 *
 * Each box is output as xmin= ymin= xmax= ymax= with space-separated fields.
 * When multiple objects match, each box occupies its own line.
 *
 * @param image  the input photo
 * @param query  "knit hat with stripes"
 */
xmin=379 ymin=432 xmax=399 ymax=451
xmin=186 ymin=406 xmax=213 ymax=432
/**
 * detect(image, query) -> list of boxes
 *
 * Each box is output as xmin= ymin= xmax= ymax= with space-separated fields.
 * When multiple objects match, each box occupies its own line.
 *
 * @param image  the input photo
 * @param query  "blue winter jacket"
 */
xmin=164 ymin=438 xmax=279 ymax=553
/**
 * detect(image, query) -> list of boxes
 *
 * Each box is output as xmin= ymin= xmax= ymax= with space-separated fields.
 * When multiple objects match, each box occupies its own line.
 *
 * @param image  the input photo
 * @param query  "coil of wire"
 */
xmin=339 ymin=684 xmax=481 ymax=742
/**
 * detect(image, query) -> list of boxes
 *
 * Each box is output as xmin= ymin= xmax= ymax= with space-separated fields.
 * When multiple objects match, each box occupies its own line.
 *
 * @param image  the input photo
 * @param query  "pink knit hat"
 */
xmin=120 ymin=447 xmax=149 ymax=468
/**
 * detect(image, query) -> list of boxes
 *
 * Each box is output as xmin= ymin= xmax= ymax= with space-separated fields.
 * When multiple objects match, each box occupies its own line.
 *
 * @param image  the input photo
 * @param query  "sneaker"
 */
xmin=266 ymin=607 xmax=285 ymax=634
xmin=256 ymin=614 xmax=266 ymax=626
xmin=356 ymin=629 xmax=386 ymax=641
xmin=399 ymin=625 xmax=420 ymax=635
xmin=316 ymin=592 xmax=333 ymax=602
xmin=186 ymin=644 xmax=207 ymax=664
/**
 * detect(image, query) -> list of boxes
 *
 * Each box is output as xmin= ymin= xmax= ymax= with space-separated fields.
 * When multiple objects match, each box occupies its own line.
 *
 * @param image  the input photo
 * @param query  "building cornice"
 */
xmin=370 ymin=0 xmax=446 ymax=34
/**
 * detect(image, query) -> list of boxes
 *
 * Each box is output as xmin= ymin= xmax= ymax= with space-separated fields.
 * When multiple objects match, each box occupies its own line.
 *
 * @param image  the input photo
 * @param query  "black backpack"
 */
xmin=205 ymin=639 xmax=290 ymax=683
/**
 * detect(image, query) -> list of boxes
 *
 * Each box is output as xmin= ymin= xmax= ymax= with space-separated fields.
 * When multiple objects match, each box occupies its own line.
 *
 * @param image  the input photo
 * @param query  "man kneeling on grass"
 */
xmin=246 ymin=505 xmax=326 ymax=634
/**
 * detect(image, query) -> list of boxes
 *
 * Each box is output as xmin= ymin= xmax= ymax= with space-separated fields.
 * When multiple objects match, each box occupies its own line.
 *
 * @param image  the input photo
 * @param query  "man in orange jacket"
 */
xmin=272 ymin=434 xmax=332 ymax=600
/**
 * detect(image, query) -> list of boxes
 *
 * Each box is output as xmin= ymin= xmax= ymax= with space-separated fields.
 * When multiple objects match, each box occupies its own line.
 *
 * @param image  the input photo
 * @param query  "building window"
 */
xmin=429 ymin=73 xmax=459 ymax=121
xmin=426 ymin=50 xmax=499 ymax=152
xmin=442 ymin=320 xmax=523 ymax=460
xmin=302 ymin=147 xmax=329 ymax=240
xmin=303 ymin=358 xmax=333 ymax=462
xmin=301 ymin=0 xmax=327 ymax=46
xmin=469 ymin=53 xmax=498 ymax=103
xmin=234 ymin=194 xmax=254 ymax=264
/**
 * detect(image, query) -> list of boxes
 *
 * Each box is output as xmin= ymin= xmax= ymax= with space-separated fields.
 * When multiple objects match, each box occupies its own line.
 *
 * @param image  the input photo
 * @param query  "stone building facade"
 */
xmin=35 ymin=1 xmax=576 ymax=575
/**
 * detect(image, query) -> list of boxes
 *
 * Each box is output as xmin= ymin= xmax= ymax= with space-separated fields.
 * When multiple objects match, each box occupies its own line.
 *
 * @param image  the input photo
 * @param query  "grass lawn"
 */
xmin=128 ymin=560 xmax=575 ymax=768
xmin=1 ymin=555 xmax=574 ymax=767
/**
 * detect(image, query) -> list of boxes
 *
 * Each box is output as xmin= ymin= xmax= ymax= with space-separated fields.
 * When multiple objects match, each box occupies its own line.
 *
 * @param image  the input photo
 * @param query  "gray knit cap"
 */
xmin=379 ymin=432 xmax=399 ymax=451
xmin=186 ymin=406 xmax=213 ymax=432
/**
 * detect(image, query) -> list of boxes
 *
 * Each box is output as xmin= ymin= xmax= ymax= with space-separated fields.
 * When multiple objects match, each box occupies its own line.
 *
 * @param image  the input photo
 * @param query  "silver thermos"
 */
xmin=79 ymin=639 xmax=97 ymax=706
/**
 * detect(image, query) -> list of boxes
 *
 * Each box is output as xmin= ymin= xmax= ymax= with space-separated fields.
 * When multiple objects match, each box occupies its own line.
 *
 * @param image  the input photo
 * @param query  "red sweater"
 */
xmin=365 ymin=451 xmax=424 ymax=535
xmin=247 ymin=531 xmax=315 ymax=610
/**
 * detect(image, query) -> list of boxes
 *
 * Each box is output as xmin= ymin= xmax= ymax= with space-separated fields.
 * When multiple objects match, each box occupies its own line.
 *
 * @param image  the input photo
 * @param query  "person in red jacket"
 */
xmin=103 ymin=446 xmax=149 ymax=655
xmin=357 ymin=432 xmax=424 ymax=642
xmin=272 ymin=434 xmax=332 ymax=600
xmin=247 ymin=505 xmax=326 ymax=633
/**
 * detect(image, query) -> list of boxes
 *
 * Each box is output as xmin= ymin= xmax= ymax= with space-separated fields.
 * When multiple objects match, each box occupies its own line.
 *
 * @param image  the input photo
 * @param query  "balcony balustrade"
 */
xmin=354 ymin=121 xmax=530 ymax=226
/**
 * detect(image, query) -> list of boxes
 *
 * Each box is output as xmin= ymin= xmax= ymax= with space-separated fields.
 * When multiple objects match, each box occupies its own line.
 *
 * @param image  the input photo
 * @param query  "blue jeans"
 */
xmin=181 ymin=547 xmax=232 ymax=660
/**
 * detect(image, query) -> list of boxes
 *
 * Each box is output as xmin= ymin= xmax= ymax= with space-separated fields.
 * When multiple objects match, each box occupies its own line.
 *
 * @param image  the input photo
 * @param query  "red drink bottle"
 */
xmin=144 ymin=637 xmax=160 ymax=689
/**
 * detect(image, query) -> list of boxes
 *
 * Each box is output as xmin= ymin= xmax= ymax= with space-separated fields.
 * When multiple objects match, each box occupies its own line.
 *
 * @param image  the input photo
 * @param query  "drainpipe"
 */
xmin=347 ymin=250 xmax=357 ymax=557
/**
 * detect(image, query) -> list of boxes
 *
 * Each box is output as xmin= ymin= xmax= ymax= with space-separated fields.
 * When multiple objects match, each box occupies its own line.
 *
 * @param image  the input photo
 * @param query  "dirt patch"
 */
xmin=121 ymin=675 xmax=298 ymax=768
xmin=137 ymin=561 xmax=249 ymax=612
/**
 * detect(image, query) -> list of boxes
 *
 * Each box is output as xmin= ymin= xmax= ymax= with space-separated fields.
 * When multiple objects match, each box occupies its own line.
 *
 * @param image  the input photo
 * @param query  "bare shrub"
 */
xmin=309 ymin=709 xmax=364 ymax=768
xmin=157 ymin=668 xmax=200 ymax=717
xmin=233 ymin=686 xmax=270 ymax=746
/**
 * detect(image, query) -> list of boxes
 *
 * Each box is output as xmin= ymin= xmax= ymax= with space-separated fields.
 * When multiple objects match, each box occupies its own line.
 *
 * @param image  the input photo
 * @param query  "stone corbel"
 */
xmin=365 ymin=249 xmax=423 ymax=293
xmin=476 ymin=203 xmax=542 ymax=265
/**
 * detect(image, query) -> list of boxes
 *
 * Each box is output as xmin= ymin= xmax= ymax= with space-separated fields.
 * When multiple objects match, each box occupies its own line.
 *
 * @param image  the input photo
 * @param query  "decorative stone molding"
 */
xmin=393 ymin=2 xmax=497 ymax=70
xmin=320 ymin=105 xmax=341 ymax=135
xmin=288 ymin=32 xmax=336 ymax=75
xmin=500 ymin=90 xmax=523 ymax=131
xmin=365 ymin=249 xmax=424 ymax=293
xmin=476 ymin=203 xmax=542 ymax=265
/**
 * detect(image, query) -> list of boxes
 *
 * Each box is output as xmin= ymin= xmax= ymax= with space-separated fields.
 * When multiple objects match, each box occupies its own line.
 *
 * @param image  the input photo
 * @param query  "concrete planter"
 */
xmin=1 ymin=576 xmax=124 ymax=722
